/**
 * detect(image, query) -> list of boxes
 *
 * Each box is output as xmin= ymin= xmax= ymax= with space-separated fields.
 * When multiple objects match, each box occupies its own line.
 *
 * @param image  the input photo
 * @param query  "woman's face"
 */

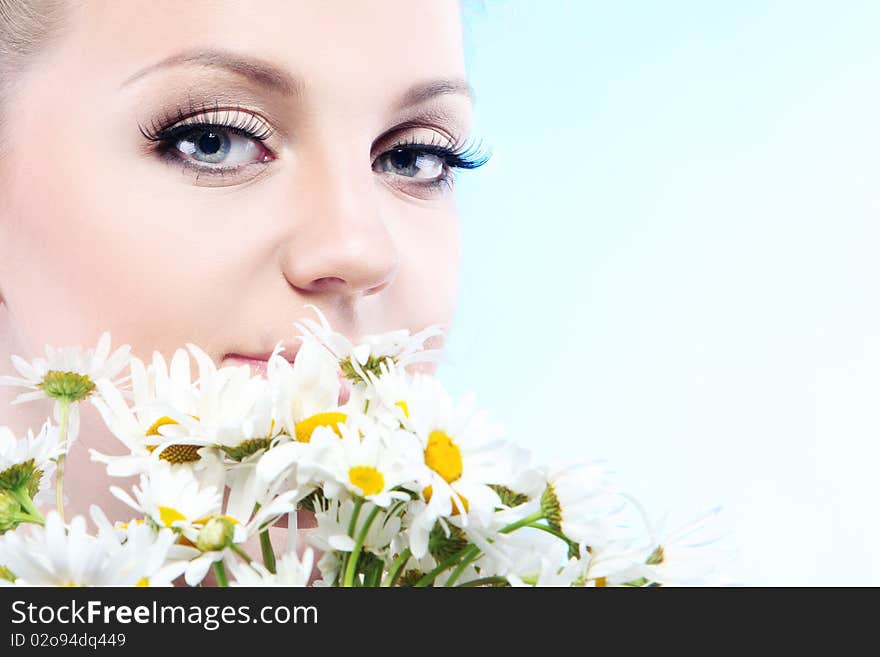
xmin=0 ymin=0 xmax=472 ymax=368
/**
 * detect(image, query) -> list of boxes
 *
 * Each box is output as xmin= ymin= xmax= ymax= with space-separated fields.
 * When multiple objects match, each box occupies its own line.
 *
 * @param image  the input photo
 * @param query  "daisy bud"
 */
xmin=196 ymin=517 xmax=235 ymax=552
xmin=0 ymin=490 xmax=22 ymax=533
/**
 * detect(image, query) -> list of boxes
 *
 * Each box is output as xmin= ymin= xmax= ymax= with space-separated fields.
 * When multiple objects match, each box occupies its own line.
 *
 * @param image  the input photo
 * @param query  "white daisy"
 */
xmin=0 ymin=512 xmax=179 ymax=587
xmin=267 ymin=337 xmax=347 ymax=444
xmin=89 ymin=348 xmax=204 ymax=475
xmin=359 ymin=360 xmax=419 ymax=429
xmin=507 ymin=555 xmax=586 ymax=588
xmin=223 ymin=465 xmax=301 ymax=538
xmin=403 ymin=375 xmax=524 ymax=529
xmin=0 ymin=332 xmax=131 ymax=405
xmin=191 ymin=344 xmax=278 ymax=455
xmin=0 ymin=332 xmax=131 ymax=446
xmin=539 ymin=461 xmax=628 ymax=547
xmin=421 ymin=499 xmax=544 ymax=582
xmin=98 ymin=343 xmax=283 ymax=486
xmin=111 ymin=460 xmax=297 ymax=586
xmin=110 ymin=461 xmax=223 ymax=542
xmin=252 ymin=391 xmax=363 ymax=495
xmin=633 ymin=507 xmax=730 ymax=586
xmin=582 ymin=539 xmax=647 ymax=587
xmin=89 ymin=508 xmax=189 ymax=587
xmin=230 ymin=549 xmax=315 ymax=587
xmin=314 ymin=423 xmax=424 ymax=507
xmin=308 ymin=498 xmax=402 ymax=557
xmin=294 ymin=305 xmax=443 ymax=384
xmin=0 ymin=421 xmax=63 ymax=490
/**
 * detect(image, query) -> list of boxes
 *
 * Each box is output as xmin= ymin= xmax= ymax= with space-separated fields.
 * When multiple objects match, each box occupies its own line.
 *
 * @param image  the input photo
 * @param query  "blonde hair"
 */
xmin=0 ymin=0 xmax=72 ymax=144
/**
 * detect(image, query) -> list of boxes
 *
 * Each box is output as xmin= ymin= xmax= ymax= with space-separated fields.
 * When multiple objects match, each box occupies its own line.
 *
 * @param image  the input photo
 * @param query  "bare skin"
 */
xmin=0 ymin=0 xmax=473 ymax=566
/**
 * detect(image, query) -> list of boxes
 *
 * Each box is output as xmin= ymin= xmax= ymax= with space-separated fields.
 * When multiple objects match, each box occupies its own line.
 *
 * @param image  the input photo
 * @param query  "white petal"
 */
xmin=185 ymin=554 xmax=217 ymax=586
xmin=328 ymin=535 xmax=356 ymax=551
xmin=256 ymin=442 xmax=302 ymax=483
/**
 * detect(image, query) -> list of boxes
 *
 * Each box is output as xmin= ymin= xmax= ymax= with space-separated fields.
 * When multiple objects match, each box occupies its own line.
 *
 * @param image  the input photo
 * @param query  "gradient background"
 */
xmin=440 ymin=0 xmax=880 ymax=585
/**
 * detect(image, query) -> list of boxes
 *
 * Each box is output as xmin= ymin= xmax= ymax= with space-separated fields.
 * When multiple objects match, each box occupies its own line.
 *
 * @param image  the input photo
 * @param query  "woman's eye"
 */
xmin=174 ymin=127 xmax=269 ymax=167
xmin=374 ymin=147 xmax=445 ymax=181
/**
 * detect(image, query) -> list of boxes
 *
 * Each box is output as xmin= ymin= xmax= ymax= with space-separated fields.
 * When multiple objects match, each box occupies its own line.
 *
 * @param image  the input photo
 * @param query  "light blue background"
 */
xmin=440 ymin=0 xmax=880 ymax=585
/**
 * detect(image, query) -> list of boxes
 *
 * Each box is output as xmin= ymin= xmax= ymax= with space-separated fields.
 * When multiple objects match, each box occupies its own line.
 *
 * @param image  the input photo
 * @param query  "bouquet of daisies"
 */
xmin=0 ymin=309 xmax=728 ymax=587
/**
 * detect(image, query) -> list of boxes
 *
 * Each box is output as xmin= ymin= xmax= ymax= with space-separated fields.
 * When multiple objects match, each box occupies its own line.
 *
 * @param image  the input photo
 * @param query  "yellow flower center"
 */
xmin=424 ymin=430 xmax=462 ymax=483
xmin=158 ymin=506 xmax=187 ymax=527
xmin=146 ymin=416 xmax=178 ymax=436
xmin=395 ymin=400 xmax=410 ymax=418
xmin=294 ymin=412 xmax=347 ymax=443
xmin=423 ymin=485 xmax=469 ymax=516
xmin=144 ymin=416 xmax=202 ymax=463
xmin=156 ymin=444 xmax=202 ymax=464
xmin=594 ymin=577 xmax=608 ymax=588
xmin=348 ymin=466 xmax=385 ymax=497
xmin=135 ymin=577 xmax=149 ymax=587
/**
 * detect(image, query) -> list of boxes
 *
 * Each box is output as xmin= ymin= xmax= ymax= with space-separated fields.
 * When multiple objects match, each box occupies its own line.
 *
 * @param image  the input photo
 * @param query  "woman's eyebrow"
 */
xmin=119 ymin=47 xmax=474 ymax=108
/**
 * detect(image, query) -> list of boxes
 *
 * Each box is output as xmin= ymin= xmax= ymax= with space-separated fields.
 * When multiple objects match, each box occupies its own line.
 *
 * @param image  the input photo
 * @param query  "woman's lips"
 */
xmin=222 ymin=354 xmax=352 ymax=405
xmin=223 ymin=354 xmax=271 ymax=378
xmin=337 ymin=374 xmax=351 ymax=405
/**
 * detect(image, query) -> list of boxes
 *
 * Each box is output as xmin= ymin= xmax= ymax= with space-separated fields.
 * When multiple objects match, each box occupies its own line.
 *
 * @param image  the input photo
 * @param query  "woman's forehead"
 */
xmin=68 ymin=0 xmax=469 ymax=107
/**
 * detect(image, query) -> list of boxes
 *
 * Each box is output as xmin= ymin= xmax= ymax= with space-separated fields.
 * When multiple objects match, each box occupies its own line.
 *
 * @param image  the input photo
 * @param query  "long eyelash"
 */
xmin=384 ymin=135 xmax=492 ymax=194
xmin=388 ymin=134 xmax=492 ymax=171
xmin=137 ymin=99 xmax=274 ymax=144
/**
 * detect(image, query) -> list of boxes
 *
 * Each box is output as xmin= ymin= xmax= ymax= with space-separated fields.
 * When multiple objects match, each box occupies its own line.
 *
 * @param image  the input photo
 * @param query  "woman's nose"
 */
xmin=279 ymin=152 xmax=399 ymax=298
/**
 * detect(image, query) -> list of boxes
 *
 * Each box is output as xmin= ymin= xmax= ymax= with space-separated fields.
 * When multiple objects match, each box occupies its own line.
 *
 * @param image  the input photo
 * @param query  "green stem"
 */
xmin=415 ymin=510 xmax=546 ymax=588
xmin=342 ymin=503 xmax=381 ymax=587
xmin=10 ymin=486 xmax=44 ymax=523
xmin=445 ymin=547 xmax=482 ymax=587
xmin=500 ymin=510 xmax=545 ymax=534
xmin=232 ymin=544 xmax=254 ymax=564
xmin=381 ymin=548 xmax=412 ymax=587
xmin=9 ymin=513 xmax=44 ymax=526
xmin=527 ymin=522 xmax=580 ymax=555
xmin=364 ymin=558 xmax=384 ymax=587
xmin=347 ymin=499 xmax=364 ymax=535
xmin=213 ymin=560 xmax=229 ymax=587
xmin=54 ymin=400 xmax=72 ymax=523
xmin=456 ymin=576 xmax=510 ymax=587
xmin=384 ymin=499 xmax=407 ymax=524
xmin=260 ymin=530 xmax=276 ymax=574
xmin=415 ymin=545 xmax=476 ymax=587
xmin=340 ymin=498 xmax=364 ymax=583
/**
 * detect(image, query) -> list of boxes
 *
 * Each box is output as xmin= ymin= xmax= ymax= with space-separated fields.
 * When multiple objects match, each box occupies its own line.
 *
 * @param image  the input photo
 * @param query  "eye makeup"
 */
xmin=373 ymin=131 xmax=491 ymax=197
xmin=136 ymin=95 xmax=490 ymax=195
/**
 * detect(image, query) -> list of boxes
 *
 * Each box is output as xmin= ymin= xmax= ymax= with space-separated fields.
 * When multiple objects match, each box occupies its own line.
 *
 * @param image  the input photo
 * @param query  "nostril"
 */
xmin=310 ymin=277 xmax=347 ymax=293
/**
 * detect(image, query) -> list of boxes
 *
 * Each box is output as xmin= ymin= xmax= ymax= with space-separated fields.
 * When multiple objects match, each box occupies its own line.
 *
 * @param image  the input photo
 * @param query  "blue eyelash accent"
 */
xmin=383 ymin=135 xmax=492 ymax=192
